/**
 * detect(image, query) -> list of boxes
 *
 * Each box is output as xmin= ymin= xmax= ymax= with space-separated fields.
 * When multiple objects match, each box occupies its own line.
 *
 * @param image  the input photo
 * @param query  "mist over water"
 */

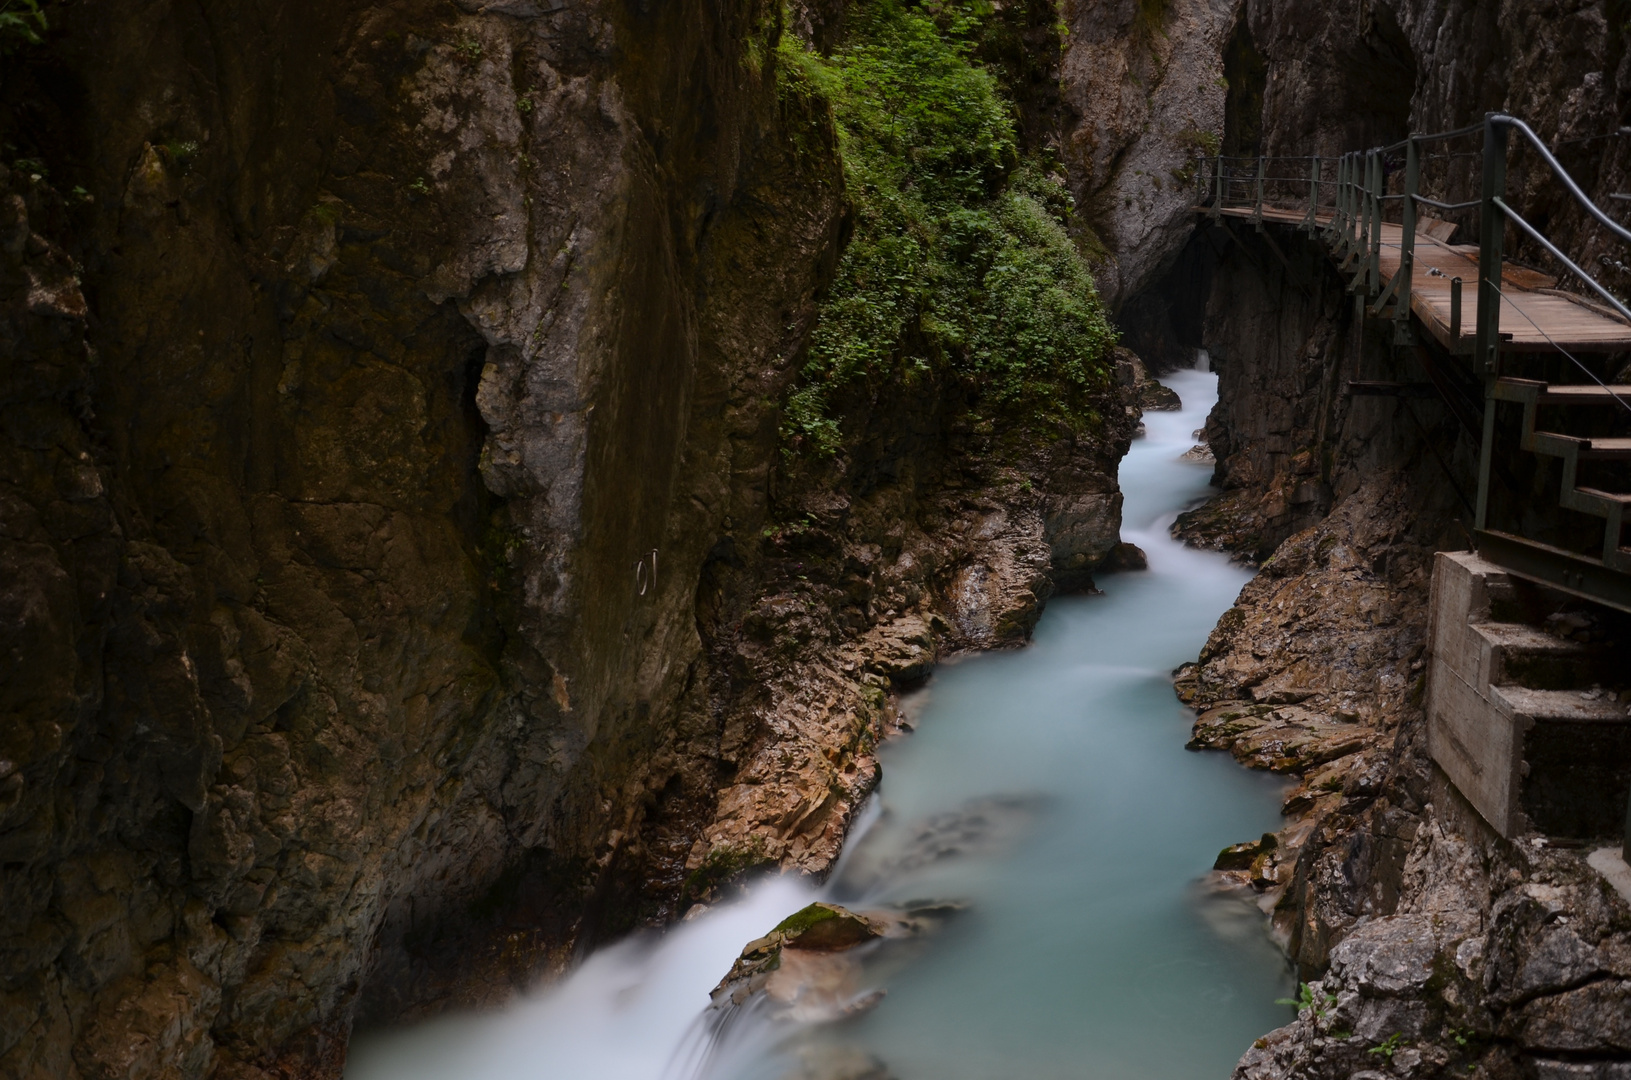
xmin=346 ymin=365 xmax=1297 ymax=1080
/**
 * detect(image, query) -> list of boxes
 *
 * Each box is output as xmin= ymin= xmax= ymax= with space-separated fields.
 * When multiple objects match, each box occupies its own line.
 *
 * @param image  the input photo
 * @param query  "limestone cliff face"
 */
xmin=0 ymin=2 xmax=1134 ymax=1077
xmin=1058 ymin=0 xmax=1238 ymax=309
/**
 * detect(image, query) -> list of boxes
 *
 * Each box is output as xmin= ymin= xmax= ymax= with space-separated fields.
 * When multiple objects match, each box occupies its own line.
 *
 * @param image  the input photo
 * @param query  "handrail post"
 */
xmin=1475 ymin=116 xmax=1508 ymax=377
xmin=1474 ymin=113 xmax=1509 ymax=533
xmin=1368 ymin=150 xmax=1383 ymax=296
xmin=1330 ymin=156 xmax=1343 ymax=245
xmin=1342 ymin=154 xmax=1355 ymax=254
xmin=1304 ymin=155 xmax=1320 ymax=230
xmin=1212 ymin=154 xmax=1223 ymax=221
xmin=1353 ymin=151 xmax=1372 ymax=282
xmin=1341 ymin=153 xmax=1351 ymax=253
xmin=1617 ymin=783 xmax=1631 ymax=867
xmin=1360 ymin=151 xmax=1373 ymax=270
xmin=1395 ymin=135 xmax=1418 ymax=328
xmin=1254 ymin=154 xmax=1265 ymax=229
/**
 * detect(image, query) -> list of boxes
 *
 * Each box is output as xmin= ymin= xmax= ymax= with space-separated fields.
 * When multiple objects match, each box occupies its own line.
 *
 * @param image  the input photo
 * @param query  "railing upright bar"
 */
xmin=1474 ymin=113 xmax=1509 ymax=532
xmin=1623 ymin=785 xmax=1630 ymax=866
xmin=1346 ymin=153 xmax=1357 ymax=262
xmin=1368 ymin=150 xmax=1383 ymax=296
xmin=1352 ymin=152 xmax=1371 ymax=284
xmin=1304 ymin=155 xmax=1320 ymax=230
xmin=1330 ymin=156 xmax=1343 ymax=245
xmin=1254 ymin=155 xmax=1266 ymax=229
xmin=1475 ymin=117 xmax=1508 ymax=378
xmin=1360 ymin=151 xmax=1371 ymax=289
xmin=1342 ymin=154 xmax=1356 ymax=256
xmin=1396 ymin=135 xmax=1419 ymax=329
xmin=1212 ymin=154 xmax=1223 ymax=220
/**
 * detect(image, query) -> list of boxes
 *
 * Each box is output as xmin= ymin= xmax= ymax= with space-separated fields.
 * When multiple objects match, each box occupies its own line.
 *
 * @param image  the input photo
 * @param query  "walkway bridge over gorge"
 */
xmin=1194 ymin=114 xmax=1631 ymax=863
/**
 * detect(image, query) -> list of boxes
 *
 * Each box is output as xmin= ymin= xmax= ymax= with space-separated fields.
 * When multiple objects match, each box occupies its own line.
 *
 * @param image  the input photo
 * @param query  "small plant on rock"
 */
xmin=1369 ymin=1032 xmax=1407 ymax=1060
xmin=1276 ymin=981 xmax=1337 ymax=1021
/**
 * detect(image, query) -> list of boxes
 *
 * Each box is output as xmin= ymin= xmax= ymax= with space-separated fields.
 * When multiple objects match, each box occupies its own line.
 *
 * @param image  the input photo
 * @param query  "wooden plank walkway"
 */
xmin=1201 ymin=205 xmax=1631 ymax=354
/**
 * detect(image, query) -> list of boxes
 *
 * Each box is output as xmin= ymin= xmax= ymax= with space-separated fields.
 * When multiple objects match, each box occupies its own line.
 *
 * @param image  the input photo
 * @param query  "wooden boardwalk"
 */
xmin=1203 ymin=205 xmax=1631 ymax=355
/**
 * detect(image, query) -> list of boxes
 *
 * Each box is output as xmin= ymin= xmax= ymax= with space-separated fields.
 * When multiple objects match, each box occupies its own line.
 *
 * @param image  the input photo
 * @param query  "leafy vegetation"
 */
xmin=1277 ymin=981 xmax=1338 ymax=1020
xmin=776 ymin=0 xmax=1116 ymax=458
xmin=1369 ymin=1032 xmax=1408 ymax=1060
xmin=0 ymin=0 xmax=45 ymax=54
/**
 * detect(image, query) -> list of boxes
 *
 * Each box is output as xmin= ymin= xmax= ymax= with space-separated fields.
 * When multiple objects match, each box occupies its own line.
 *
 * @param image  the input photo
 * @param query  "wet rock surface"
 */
xmin=8 ymin=0 xmax=1631 ymax=1073
xmin=708 ymin=903 xmax=886 ymax=1018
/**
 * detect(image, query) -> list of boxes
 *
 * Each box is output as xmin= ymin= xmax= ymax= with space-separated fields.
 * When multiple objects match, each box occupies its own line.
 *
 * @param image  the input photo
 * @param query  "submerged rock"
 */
xmin=832 ymin=794 xmax=1049 ymax=895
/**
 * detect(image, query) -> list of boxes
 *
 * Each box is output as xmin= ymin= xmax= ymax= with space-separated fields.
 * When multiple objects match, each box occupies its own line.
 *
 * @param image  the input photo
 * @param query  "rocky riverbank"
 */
xmin=1177 ymin=454 xmax=1631 ymax=1080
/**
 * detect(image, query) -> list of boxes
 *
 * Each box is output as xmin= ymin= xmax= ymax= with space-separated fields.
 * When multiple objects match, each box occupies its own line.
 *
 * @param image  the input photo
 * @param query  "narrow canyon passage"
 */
xmin=345 ymin=367 xmax=1296 ymax=1080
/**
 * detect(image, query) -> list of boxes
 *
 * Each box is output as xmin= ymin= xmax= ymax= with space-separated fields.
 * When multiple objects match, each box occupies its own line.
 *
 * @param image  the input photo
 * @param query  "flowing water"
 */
xmin=346 ymin=365 xmax=1296 ymax=1080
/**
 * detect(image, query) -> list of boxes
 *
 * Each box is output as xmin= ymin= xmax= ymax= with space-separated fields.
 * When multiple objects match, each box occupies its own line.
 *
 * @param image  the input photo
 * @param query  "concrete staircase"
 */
xmin=1426 ymin=551 xmax=1631 ymax=845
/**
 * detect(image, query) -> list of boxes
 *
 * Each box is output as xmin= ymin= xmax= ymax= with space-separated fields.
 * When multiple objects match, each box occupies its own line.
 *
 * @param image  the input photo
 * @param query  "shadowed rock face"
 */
xmin=1 ymin=0 xmax=851 ymax=1074
xmin=0 ymin=2 xmax=1136 ymax=1076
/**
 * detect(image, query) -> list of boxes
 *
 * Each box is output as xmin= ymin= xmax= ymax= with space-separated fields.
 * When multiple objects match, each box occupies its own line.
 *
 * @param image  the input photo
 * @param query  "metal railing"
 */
xmin=1195 ymin=115 xmax=1631 ymax=613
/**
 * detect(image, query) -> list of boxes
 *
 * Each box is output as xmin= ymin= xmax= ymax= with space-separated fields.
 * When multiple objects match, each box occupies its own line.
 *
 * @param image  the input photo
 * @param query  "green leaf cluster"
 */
xmin=1276 ymin=980 xmax=1338 ymax=1019
xmin=778 ymin=0 xmax=1116 ymax=457
xmin=0 ymin=0 xmax=46 ymax=54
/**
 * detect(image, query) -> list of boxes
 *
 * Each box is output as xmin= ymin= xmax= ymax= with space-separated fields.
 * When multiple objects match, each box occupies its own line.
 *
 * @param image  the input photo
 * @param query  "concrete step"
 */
xmin=1491 ymin=685 xmax=1631 ymax=841
xmin=1472 ymin=621 xmax=1597 ymax=690
xmin=1491 ymin=684 xmax=1631 ymax=723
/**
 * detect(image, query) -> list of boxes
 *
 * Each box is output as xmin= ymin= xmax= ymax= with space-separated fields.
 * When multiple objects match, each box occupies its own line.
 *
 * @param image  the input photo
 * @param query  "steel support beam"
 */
xmin=1474 ymin=529 xmax=1631 ymax=614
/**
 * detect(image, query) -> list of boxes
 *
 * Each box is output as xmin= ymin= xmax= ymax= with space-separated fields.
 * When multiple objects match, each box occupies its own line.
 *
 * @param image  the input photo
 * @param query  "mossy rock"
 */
xmin=1214 ymin=832 xmax=1278 ymax=871
xmin=774 ymin=902 xmax=881 ymax=951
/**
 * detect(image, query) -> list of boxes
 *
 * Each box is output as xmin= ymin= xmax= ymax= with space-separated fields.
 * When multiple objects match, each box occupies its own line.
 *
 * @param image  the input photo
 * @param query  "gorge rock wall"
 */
xmin=0 ymin=2 xmax=1132 ymax=1077
xmin=4 ymin=1 xmax=840 ymax=1074
xmin=1087 ymin=1 xmax=1631 ymax=1078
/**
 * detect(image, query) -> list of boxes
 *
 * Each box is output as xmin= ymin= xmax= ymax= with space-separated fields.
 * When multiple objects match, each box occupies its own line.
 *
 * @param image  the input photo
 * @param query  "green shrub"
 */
xmin=778 ymin=0 xmax=1116 ymax=457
